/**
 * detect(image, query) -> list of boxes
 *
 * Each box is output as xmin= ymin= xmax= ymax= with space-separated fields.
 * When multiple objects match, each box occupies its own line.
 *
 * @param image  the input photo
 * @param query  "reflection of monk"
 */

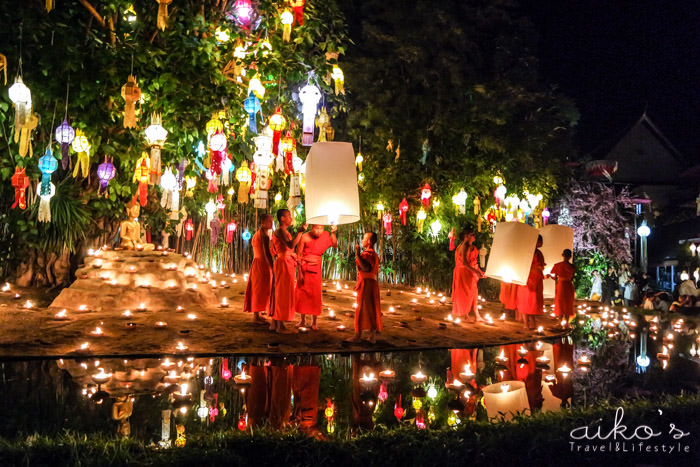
xmin=120 ymin=198 xmax=154 ymax=250
xmin=112 ymin=396 xmax=134 ymax=437
xmin=246 ymin=362 xmax=293 ymax=429
xmin=291 ymin=365 xmax=321 ymax=431
xmin=500 ymin=344 xmax=543 ymax=412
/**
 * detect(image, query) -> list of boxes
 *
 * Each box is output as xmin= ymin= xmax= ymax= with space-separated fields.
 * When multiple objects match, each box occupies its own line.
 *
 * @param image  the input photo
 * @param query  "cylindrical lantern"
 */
xmin=485 ymin=222 xmax=539 ymax=285
xmin=299 ymin=84 xmax=322 ymax=146
xmin=9 ymin=77 xmax=32 ymax=127
xmin=243 ymin=92 xmax=261 ymax=134
xmin=268 ymin=107 xmax=286 ymax=156
xmin=482 ymin=380 xmax=530 ymax=421
xmin=304 ymin=142 xmax=360 ymax=225
xmin=280 ymin=131 xmax=296 ymax=174
xmin=96 ymin=157 xmax=116 ymax=197
xmin=539 ymin=224 xmax=574 ymax=299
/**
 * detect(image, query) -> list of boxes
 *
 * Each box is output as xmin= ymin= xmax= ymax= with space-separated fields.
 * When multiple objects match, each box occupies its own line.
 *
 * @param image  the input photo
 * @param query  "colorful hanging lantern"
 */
xmin=160 ymin=167 xmax=179 ymax=211
xmin=205 ymin=112 xmax=224 ymax=139
xmin=233 ymin=0 xmax=253 ymax=27
xmin=394 ymin=394 xmax=404 ymax=421
xmin=376 ymin=202 xmax=384 ymax=219
xmin=144 ymin=113 xmax=168 ymax=185
xmin=185 ymin=218 xmax=194 ymax=241
xmin=121 ymin=75 xmax=141 ymax=128
xmin=243 ymin=93 xmax=262 ymax=134
xmin=204 ymin=199 xmax=217 ymax=230
xmin=331 ymin=66 xmax=344 ymax=95
xmin=208 ymin=130 xmax=227 ymax=175
xmin=15 ymin=112 xmax=38 ymax=158
xmin=210 ymin=216 xmax=221 ymax=245
xmin=237 ymin=414 xmax=248 ymax=431
xmin=10 ymin=167 xmax=29 ymax=210
xmin=430 ymin=219 xmax=441 ymax=236
xmin=383 ymin=212 xmax=393 ymax=236
xmin=38 ymin=148 xmax=58 ymax=195
xmin=37 ymin=182 xmax=55 ymax=223
xmin=299 ymin=83 xmax=321 ymax=146
xmin=268 ymin=107 xmax=287 ymax=156
xmin=96 ymin=157 xmax=116 ymax=197
xmin=236 ymin=160 xmax=252 ymax=204
xmin=0 ymin=54 xmax=5 ymax=85
xmin=8 ymin=76 xmax=31 ymax=127
xmin=248 ymin=76 xmax=265 ymax=99
xmin=420 ymin=183 xmax=432 ymax=208
xmin=473 ymin=196 xmax=481 ymax=215
xmin=281 ymin=9 xmax=294 ymax=42
xmin=55 ymin=120 xmax=75 ymax=169
xmin=225 ymin=221 xmax=237 ymax=243
xmin=416 ymin=208 xmax=427 ymax=233
xmin=542 ymin=208 xmax=550 ymax=225
xmin=287 ymin=173 xmax=301 ymax=211
xmin=71 ymin=129 xmax=91 ymax=178
xmin=494 ymin=184 xmax=506 ymax=206
xmin=316 ymin=107 xmax=330 ymax=142
xmin=242 ymin=229 xmax=252 ymax=242
xmin=156 ymin=0 xmax=172 ymax=30
xmin=280 ymin=131 xmax=296 ymax=174
xmin=220 ymin=157 xmax=233 ymax=186
xmin=399 ymin=198 xmax=409 ymax=225
xmin=290 ymin=0 xmax=305 ymax=24
xmin=448 ymin=228 xmax=456 ymax=251
xmin=452 ymin=189 xmax=468 ymax=215
xmin=133 ymin=152 xmax=150 ymax=207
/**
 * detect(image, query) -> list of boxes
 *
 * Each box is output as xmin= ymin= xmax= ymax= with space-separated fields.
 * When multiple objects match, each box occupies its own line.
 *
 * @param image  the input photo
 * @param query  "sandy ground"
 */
xmin=0 ymin=281 xmax=568 ymax=359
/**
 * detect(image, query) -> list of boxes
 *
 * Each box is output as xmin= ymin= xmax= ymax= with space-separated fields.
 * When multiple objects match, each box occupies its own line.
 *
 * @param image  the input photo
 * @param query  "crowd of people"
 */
xmin=243 ymin=210 xmax=382 ymax=343
xmin=588 ymin=265 xmax=654 ymax=307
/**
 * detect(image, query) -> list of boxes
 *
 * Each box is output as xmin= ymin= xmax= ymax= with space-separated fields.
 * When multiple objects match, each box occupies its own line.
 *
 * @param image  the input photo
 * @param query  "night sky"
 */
xmin=522 ymin=0 xmax=700 ymax=160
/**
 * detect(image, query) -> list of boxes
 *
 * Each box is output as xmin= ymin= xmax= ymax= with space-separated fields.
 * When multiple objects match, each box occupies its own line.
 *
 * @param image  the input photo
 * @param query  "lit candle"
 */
xmin=499 ymin=313 xmax=506 ymax=321
xmin=328 ymin=309 xmax=336 ymax=319
xmin=155 ymin=321 xmax=168 ymax=328
xmin=176 ymin=342 xmax=188 ymax=352
xmin=90 ymin=326 xmax=104 ymax=336
xmin=138 ymin=303 xmax=147 ymax=311
xmin=78 ymin=304 xmax=89 ymax=312
xmin=122 ymin=310 xmax=132 ymax=318
xmin=187 ymin=313 xmax=197 ymax=320
xmin=23 ymin=300 xmax=33 ymax=309
xmin=459 ymin=365 xmax=475 ymax=380
xmin=220 ymin=297 xmax=229 ymax=308
xmin=536 ymin=326 xmax=544 ymax=335
xmin=389 ymin=306 xmax=395 ymax=312
xmin=500 ymin=383 xmax=510 ymax=393
xmin=54 ymin=309 xmax=68 ymax=320
xmin=379 ymin=369 xmax=395 ymax=379
xmin=336 ymin=324 xmax=345 ymax=331
xmin=445 ymin=314 xmax=453 ymax=321
xmin=80 ymin=342 xmax=90 ymax=350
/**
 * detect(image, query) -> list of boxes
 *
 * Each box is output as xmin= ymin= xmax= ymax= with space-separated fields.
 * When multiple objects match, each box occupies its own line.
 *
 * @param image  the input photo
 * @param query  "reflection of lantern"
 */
xmin=226 ymin=221 xmax=237 ymax=243
xmin=452 ymin=189 xmax=468 ymax=214
xmin=144 ymin=113 xmax=168 ymax=184
xmin=399 ymin=198 xmax=409 ymax=225
xmin=539 ymin=224 xmax=574 ymax=299
xmin=484 ymin=222 xmax=539 ymax=285
xmin=54 ymin=120 xmax=75 ymax=169
xmin=71 ymin=129 xmax=91 ymax=179
xmin=120 ymin=75 xmax=141 ymax=128
xmin=243 ymin=93 xmax=261 ymax=134
xmin=331 ymin=66 xmax=344 ymax=95
xmin=268 ymin=107 xmax=287 ymax=156
xmin=420 ymin=183 xmax=432 ymax=208
xmin=280 ymin=131 xmax=296 ymax=174
xmin=185 ymin=219 xmax=194 ymax=241
xmin=133 ymin=153 xmax=150 ymax=207
xmin=281 ymin=9 xmax=294 ymax=41
xmin=304 ymin=142 xmax=361 ymax=225
xmin=10 ymin=167 xmax=29 ymax=210
xmin=96 ymin=157 xmax=116 ymax=197
xmin=236 ymin=161 xmax=252 ymax=204
xmin=8 ymin=77 xmax=31 ymax=127
xmin=38 ymin=148 xmax=58 ymax=196
xmin=416 ymin=208 xmax=427 ymax=233
xmin=37 ymin=182 xmax=56 ymax=223
xmin=482 ymin=380 xmax=530 ymax=421
xmin=299 ymin=84 xmax=322 ymax=146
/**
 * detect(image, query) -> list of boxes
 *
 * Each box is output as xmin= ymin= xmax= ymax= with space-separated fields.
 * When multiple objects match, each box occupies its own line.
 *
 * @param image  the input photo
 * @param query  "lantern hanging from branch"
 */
xmin=290 ymin=0 xmax=305 ymax=24
xmin=281 ymin=9 xmax=294 ymax=41
xmin=220 ymin=157 xmax=233 ymax=186
xmin=144 ymin=113 xmax=168 ymax=185
xmin=204 ymin=199 xmax=217 ymax=230
xmin=494 ymin=184 xmax=507 ymax=207
xmin=121 ymin=75 xmax=141 ymax=128
xmin=304 ymin=142 xmax=360 ymax=225
xmin=473 ymin=196 xmax=481 ymax=215
xmin=208 ymin=130 xmax=227 ymax=175
xmin=416 ymin=208 xmax=427 ymax=233
xmin=299 ymin=83 xmax=321 ymax=146
xmin=10 ymin=166 xmax=29 ymax=210
xmin=185 ymin=219 xmax=194 ymax=241
xmin=383 ymin=212 xmax=393 ymax=236
xmin=243 ymin=92 xmax=262 ymax=134
xmin=316 ymin=107 xmax=330 ymax=142
xmin=430 ymin=219 xmax=441 ymax=237
xmin=268 ymin=107 xmax=287 ymax=156
xmin=226 ymin=221 xmax=237 ymax=243
xmin=156 ymin=0 xmax=172 ymax=30
xmin=420 ymin=183 xmax=432 ymax=208
xmin=96 ymin=157 xmax=116 ymax=197
xmin=233 ymin=0 xmax=253 ymax=27
xmin=205 ymin=112 xmax=224 ymax=139
xmin=55 ymin=120 xmax=75 ymax=169
xmin=133 ymin=152 xmax=150 ymax=207
xmin=248 ymin=76 xmax=265 ymax=99
xmin=15 ymin=112 xmax=38 ymax=158
xmin=280 ymin=131 xmax=296 ymax=174
xmin=8 ymin=76 xmax=31 ymax=127
xmin=287 ymin=173 xmax=302 ymax=211
xmin=331 ymin=66 xmax=344 ymax=95
xmin=236 ymin=161 xmax=252 ymax=204
xmin=160 ymin=167 xmax=179 ymax=212
xmin=36 ymin=182 xmax=55 ymax=223
xmin=71 ymin=129 xmax=91 ymax=178
xmin=399 ymin=198 xmax=409 ymax=225
xmin=253 ymin=134 xmax=274 ymax=209
xmin=376 ymin=202 xmax=384 ymax=219
xmin=452 ymin=189 xmax=468 ymax=215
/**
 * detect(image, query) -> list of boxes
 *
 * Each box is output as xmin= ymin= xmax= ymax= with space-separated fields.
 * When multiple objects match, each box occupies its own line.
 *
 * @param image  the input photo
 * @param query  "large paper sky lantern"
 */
xmin=304 ymin=142 xmax=360 ymax=225
xmin=482 ymin=380 xmax=530 ymax=421
xmin=539 ymin=224 xmax=574 ymax=299
xmin=485 ymin=222 xmax=539 ymax=285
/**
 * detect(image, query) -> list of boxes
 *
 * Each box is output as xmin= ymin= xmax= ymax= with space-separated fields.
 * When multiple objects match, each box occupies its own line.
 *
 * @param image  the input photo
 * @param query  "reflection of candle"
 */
xmin=379 ymin=369 xmax=395 ymax=379
xmin=359 ymin=372 xmax=377 ymax=387
xmin=446 ymin=314 xmax=453 ymax=322
xmin=496 ymin=350 xmax=508 ymax=363
xmin=410 ymin=370 xmax=427 ymax=383
xmin=459 ymin=365 xmax=475 ymax=380
xmin=234 ymin=370 xmax=252 ymax=384
xmin=389 ymin=306 xmax=395 ymax=312
xmin=517 ymin=345 xmax=528 ymax=357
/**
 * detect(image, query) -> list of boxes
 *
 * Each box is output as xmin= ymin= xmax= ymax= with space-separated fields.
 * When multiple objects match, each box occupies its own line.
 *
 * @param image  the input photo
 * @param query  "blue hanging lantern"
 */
xmin=243 ymin=92 xmax=261 ymax=134
xmin=242 ymin=229 xmax=252 ymax=242
xmin=54 ymin=120 xmax=75 ymax=170
xmin=38 ymin=148 xmax=58 ymax=196
xmin=96 ymin=157 xmax=116 ymax=197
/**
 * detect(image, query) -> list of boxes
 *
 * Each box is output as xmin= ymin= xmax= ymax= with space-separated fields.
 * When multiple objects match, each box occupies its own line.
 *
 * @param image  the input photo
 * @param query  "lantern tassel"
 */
xmin=61 ymin=143 xmax=72 ymax=169
xmin=248 ymin=113 xmax=257 ymax=134
xmin=46 ymin=0 xmax=53 ymax=11
xmin=37 ymin=183 xmax=55 ymax=223
xmin=72 ymin=150 xmax=90 ymax=179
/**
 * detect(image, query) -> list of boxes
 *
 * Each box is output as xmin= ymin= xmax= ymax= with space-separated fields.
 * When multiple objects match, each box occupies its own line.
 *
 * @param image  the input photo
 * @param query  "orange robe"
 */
xmin=518 ymin=249 xmax=545 ymax=315
xmin=246 ymin=364 xmax=292 ymax=429
xmin=270 ymin=230 xmax=297 ymax=321
xmin=499 ymin=282 xmax=519 ymax=310
xmin=354 ymin=249 xmax=382 ymax=332
xmin=291 ymin=365 xmax=321 ymax=430
xmin=295 ymin=231 xmax=333 ymax=316
xmin=452 ymin=245 xmax=480 ymax=317
xmin=243 ymin=231 xmax=272 ymax=314
xmin=551 ymin=261 xmax=575 ymax=318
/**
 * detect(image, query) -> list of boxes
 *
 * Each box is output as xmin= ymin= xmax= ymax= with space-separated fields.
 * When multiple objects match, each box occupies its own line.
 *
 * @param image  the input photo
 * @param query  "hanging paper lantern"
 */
xmin=205 ymin=112 xmax=224 ymax=139
xmin=452 ymin=189 xmax=468 ymax=215
xmin=394 ymin=395 xmax=404 ymax=421
xmin=494 ymin=184 xmax=507 ymax=206
xmin=376 ymin=202 xmax=384 ymax=219
xmin=54 ymin=120 xmax=75 ymax=169
xmin=185 ymin=219 xmax=195 ymax=241
xmin=289 ymin=0 xmax=305 ymax=24
xmin=8 ymin=76 xmax=31 ymax=127
xmin=133 ymin=152 xmax=150 ymax=207
xmin=160 ymin=167 xmax=179 ymax=211
xmin=156 ymin=0 xmax=172 ymax=30
xmin=281 ymin=9 xmax=294 ymax=42
xmin=383 ymin=212 xmax=393 ymax=236
xmin=10 ymin=167 xmax=29 ymax=210
xmin=416 ymin=208 xmax=427 ymax=233
xmin=208 ymin=130 xmax=227 ymax=175
xmin=220 ymin=157 xmax=233 ymax=186
xmin=242 ymin=229 xmax=252 ymax=242
xmin=121 ymin=75 xmax=141 ymax=128
xmin=299 ymin=83 xmax=322 ymax=146
xmin=268 ymin=107 xmax=287 ymax=156
xmin=38 ymin=148 xmax=58 ymax=196
xmin=280 ymin=131 xmax=296 ymax=174
xmin=430 ymin=219 xmax=442 ymax=237
xmin=542 ymin=208 xmax=550 ymax=225
xmin=448 ymin=228 xmax=456 ymax=251
xmin=331 ymin=66 xmax=345 ymax=95
xmin=15 ymin=112 xmax=38 ymax=158
xmin=96 ymin=157 xmax=116 ymax=197
xmin=316 ymin=107 xmax=330 ymax=142
xmin=204 ymin=199 xmax=217 ymax=230
xmin=233 ymin=0 xmax=253 ymax=27
xmin=36 ymin=182 xmax=56 ymax=223
xmin=248 ymin=75 xmax=265 ymax=99
xmin=253 ymin=164 xmax=271 ymax=209
xmin=420 ymin=183 xmax=432 ymax=208
xmin=243 ymin=93 xmax=262 ymax=134
xmin=210 ymin=217 xmax=221 ymax=245
xmin=355 ymin=153 xmax=364 ymax=172
xmin=287 ymin=173 xmax=302 ymax=211
xmin=236 ymin=161 xmax=252 ymax=204
xmin=399 ymin=198 xmax=409 ymax=225
xmin=71 ymin=129 xmax=91 ymax=179
xmin=144 ymin=113 xmax=168 ymax=185
xmin=225 ymin=221 xmax=237 ymax=243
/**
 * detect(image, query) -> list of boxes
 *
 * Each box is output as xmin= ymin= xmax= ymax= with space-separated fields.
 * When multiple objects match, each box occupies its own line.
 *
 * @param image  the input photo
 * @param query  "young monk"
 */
xmin=452 ymin=229 xmax=485 ymax=322
xmin=295 ymin=224 xmax=338 ymax=330
xmin=243 ymin=214 xmax=274 ymax=323
xmin=549 ymin=249 xmax=575 ymax=325
xmin=269 ymin=209 xmax=306 ymax=334
xmin=518 ymin=235 xmax=545 ymax=330
xmin=346 ymin=231 xmax=382 ymax=344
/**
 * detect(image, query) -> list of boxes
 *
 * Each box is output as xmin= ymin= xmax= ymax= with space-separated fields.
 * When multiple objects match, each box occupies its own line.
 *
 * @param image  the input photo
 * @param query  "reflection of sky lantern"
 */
xmin=420 ymin=183 xmax=432 ymax=207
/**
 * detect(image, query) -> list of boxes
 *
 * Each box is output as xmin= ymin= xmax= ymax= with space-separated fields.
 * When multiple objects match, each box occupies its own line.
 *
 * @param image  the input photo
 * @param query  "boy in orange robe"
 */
xmin=347 ymin=232 xmax=382 ymax=344
xmin=518 ymin=235 xmax=545 ymax=330
xmin=549 ymin=249 xmax=576 ymax=324
xmin=243 ymin=214 xmax=274 ymax=323
xmin=295 ymin=224 xmax=338 ymax=330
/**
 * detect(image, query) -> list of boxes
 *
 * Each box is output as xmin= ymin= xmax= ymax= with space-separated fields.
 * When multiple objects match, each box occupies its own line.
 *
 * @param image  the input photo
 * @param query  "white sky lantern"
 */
xmin=539 ymin=224 xmax=574 ymax=299
xmin=482 ymin=380 xmax=530 ymax=421
xmin=299 ymin=83 xmax=322 ymax=146
xmin=304 ymin=142 xmax=360 ymax=225
xmin=485 ymin=222 xmax=539 ymax=285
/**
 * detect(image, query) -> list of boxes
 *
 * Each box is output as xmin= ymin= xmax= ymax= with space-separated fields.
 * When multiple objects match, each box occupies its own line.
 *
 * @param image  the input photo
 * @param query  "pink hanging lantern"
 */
xmin=399 ymin=198 xmax=409 ymax=225
xmin=226 ymin=221 xmax=237 ymax=243
xmin=383 ymin=212 xmax=392 ymax=236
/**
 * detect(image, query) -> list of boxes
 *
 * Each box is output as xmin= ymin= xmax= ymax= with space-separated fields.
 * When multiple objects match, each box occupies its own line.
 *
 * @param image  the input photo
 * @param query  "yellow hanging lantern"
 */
xmin=452 ymin=189 xmax=468 ymax=215
xmin=15 ymin=112 xmax=38 ymax=158
xmin=236 ymin=160 xmax=252 ymax=204
xmin=71 ymin=129 xmax=91 ymax=178
xmin=0 ymin=54 xmax=6 ymax=85
xmin=205 ymin=112 xmax=224 ymax=140
xmin=248 ymin=76 xmax=265 ymax=99
xmin=121 ymin=75 xmax=141 ymax=129
xmin=316 ymin=107 xmax=330 ymax=142
xmin=416 ymin=208 xmax=427 ymax=233
xmin=281 ymin=10 xmax=294 ymax=42
xmin=259 ymin=39 xmax=272 ymax=57
xmin=156 ymin=0 xmax=173 ymax=30
xmin=331 ymin=66 xmax=344 ymax=95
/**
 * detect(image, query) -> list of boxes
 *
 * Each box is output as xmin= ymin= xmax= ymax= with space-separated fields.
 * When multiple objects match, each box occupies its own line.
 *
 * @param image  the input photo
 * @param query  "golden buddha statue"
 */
xmin=120 ymin=199 xmax=154 ymax=250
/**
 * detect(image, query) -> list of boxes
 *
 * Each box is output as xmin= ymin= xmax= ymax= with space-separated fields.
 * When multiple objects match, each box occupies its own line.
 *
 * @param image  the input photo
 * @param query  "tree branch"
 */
xmin=78 ymin=0 xmax=106 ymax=29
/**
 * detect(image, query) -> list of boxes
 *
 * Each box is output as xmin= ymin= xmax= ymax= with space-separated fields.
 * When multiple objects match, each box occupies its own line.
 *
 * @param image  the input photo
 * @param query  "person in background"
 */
xmin=602 ymin=267 xmax=618 ymax=305
xmin=618 ymin=264 xmax=630 ymax=295
xmin=678 ymin=271 xmax=700 ymax=307
xmin=610 ymin=289 xmax=624 ymax=307
xmin=589 ymin=270 xmax=603 ymax=301
xmin=624 ymin=276 xmax=640 ymax=307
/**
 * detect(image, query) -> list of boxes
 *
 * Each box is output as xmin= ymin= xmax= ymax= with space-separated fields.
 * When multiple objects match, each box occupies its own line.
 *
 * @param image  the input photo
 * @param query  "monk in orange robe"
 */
xmin=269 ymin=209 xmax=305 ymax=334
xmin=517 ymin=235 xmax=545 ymax=330
xmin=295 ymin=224 xmax=338 ymax=330
xmin=452 ymin=229 xmax=485 ymax=321
xmin=243 ymin=214 xmax=274 ymax=323
xmin=347 ymin=232 xmax=382 ymax=344
xmin=549 ymin=249 xmax=576 ymax=323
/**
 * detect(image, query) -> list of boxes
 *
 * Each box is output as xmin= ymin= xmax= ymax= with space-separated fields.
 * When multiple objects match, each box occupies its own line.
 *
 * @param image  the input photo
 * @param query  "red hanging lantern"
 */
xmin=268 ymin=107 xmax=287 ymax=156
xmin=237 ymin=413 xmax=248 ymax=431
xmin=394 ymin=394 xmax=404 ymax=421
xmin=221 ymin=360 xmax=232 ymax=381
xmin=226 ymin=221 xmax=237 ymax=243
xmin=10 ymin=167 xmax=29 ymax=210
xmin=289 ymin=0 xmax=305 ymax=25
xmin=185 ymin=219 xmax=195 ymax=241
xmin=279 ymin=131 xmax=296 ymax=174
xmin=399 ymin=198 xmax=409 ymax=225
xmin=378 ymin=382 xmax=388 ymax=402
xmin=133 ymin=153 xmax=150 ymax=207
xmin=420 ymin=183 xmax=432 ymax=208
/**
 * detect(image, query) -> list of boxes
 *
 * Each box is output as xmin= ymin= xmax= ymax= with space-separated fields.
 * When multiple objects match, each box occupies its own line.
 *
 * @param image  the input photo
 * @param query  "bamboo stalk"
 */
xmin=78 ymin=0 xmax=106 ymax=28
